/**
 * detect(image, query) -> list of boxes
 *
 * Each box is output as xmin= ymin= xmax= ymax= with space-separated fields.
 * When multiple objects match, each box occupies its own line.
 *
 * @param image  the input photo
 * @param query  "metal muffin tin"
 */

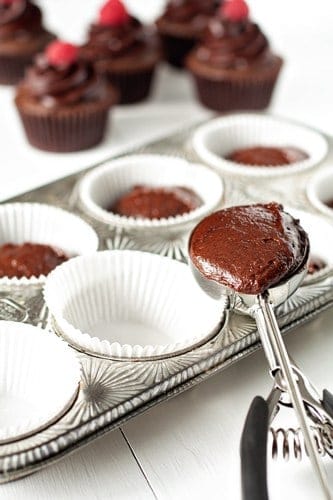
xmin=1 ymin=119 xmax=333 ymax=483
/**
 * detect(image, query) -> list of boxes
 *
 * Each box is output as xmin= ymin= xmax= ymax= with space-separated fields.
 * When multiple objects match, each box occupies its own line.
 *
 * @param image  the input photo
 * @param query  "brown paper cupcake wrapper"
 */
xmin=192 ymin=73 xmax=281 ymax=112
xmin=160 ymin=33 xmax=196 ymax=69
xmin=103 ymin=67 xmax=156 ymax=105
xmin=0 ymin=33 xmax=54 ymax=85
xmin=0 ymin=53 xmax=33 ymax=85
xmin=16 ymin=104 xmax=110 ymax=153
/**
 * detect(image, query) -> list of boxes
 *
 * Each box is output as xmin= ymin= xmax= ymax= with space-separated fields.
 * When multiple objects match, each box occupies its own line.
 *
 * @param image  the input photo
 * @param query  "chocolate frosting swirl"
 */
xmin=82 ymin=17 xmax=145 ymax=60
xmin=0 ymin=0 xmax=46 ymax=41
xmin=21 ymin=55 xmax=108 ymax=107
xmin=195 ymin=17 xmax=269 ymax=69
xmin=162 ymin=0 xmax=218 ymax=23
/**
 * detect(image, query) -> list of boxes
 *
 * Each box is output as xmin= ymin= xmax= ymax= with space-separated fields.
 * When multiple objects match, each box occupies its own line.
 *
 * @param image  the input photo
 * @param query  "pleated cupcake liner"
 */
xmin=102 ymin=66 xmax=156 ymax=105
xmin=44 ymin=250 xmax=224 ymax=360
xmin=77 ymin=154 xmax=224 ymax=233
xmin=0 ymin=32 xmax=54 ymax=85
xmin=159 ymin=32 xmax=196 ymax=69
xmin=192 ymin=73 xmax=280 ymax=112
xmin=0 ymin=53 xmax=33 ymax=85
xmin=0 ymin=321 xmax=81 ymax=443
xmin=284 ymin=207 xmax=333 ymax=283
xmin=192 ymin=113 xmax=328 ymax=178
xmin=0 ymin=202 xmax=98 ymax=286
xmin=307 ymin=168 xmax=333 ymax=218
xmin=16 ymin=102 xmax=111 ymax=152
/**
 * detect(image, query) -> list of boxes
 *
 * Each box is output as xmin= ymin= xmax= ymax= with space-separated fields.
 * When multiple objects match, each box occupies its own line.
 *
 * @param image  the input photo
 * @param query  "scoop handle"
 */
xmin=323 ymin=389 xmax=333 ymax=419
xmin=240 ymin=396 xmax=269 ymax=500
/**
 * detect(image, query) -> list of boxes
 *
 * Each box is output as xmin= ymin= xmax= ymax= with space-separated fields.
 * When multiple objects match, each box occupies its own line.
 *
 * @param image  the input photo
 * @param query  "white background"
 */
xmin=2 ymin=1 xmax=333 ymax=499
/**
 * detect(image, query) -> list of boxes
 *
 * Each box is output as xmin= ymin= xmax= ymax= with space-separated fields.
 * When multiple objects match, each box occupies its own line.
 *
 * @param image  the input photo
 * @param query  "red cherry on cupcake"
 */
xmin=99 ymin=0 xmax=130 ymax=27
xmin=221 ymin=0 xmax=249 ymax=22
xmin=45 ymin=41 xmax=78 ymax=68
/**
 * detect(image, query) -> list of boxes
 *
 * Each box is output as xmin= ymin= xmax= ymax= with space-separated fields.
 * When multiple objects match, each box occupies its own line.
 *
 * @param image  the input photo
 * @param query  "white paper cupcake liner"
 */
xmin=307 ymin=167 xmax=333 ymax=218
xmin=0 ymin=321 xmax=81 ymax=443
xmin=285 ymin=207 xmax=333 ymax=282
xmin=192 ymin=114 xmax=328 ymax=178
xmin=44 ymin=250 xmax=225 ymax=360
xmin=0 ymin=203 xmax=99 ymax=286
xmin=77 ymin=154 xmax=224 ymax=232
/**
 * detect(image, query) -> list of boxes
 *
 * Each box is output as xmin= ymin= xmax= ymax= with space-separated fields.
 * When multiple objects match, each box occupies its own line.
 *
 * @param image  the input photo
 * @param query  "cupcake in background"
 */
xmin=0 ymin=0 xmax=54 ymax=85
xmin=186 ymin=0 xmax=283 ymax=112
xmin=156 ymin=0 xmax=219 ymax=69
xmin=80 ymin=0 xmax=160 ymax=105
xmin=15 ymin=40 xmax=118 ymax=152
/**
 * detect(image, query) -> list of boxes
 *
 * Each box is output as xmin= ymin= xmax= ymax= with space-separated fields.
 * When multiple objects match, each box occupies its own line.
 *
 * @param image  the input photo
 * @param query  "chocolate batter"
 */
xmin=0 ymin=243 xmax=68 ymax=278
xmin=110 ymin=185 xmax=202 ymax=219
xmin=189 ymin=202 xmax=309 ymax=295
xmin=307 ymin=255 xmax=326 ymax=275
xmin=227 ymin=146 xmax=309 ymax=167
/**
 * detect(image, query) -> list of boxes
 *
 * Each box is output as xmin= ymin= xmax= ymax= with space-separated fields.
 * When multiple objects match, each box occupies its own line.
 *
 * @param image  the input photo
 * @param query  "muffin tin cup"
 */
xmin=0 ymin=321 xmax=81 ymax=443
xmin=0 ymin=202 xmax=99 ymax=286
xmin=77 ymin=154 xmax=224 ymax=234
xmin=44 ymin=250 xmax=225 ymax=360
xmin=192 ymin=113 xmax=329 ymax=178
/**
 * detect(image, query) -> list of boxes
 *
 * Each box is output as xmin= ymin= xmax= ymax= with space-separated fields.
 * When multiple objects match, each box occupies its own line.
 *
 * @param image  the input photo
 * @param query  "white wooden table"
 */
xmin=2 ymin=1 xmax=333 ymax=498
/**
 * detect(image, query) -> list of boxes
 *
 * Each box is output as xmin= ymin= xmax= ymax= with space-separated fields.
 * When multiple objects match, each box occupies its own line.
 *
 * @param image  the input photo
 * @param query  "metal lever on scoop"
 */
xmin=241 ymin=292 xmax=332 ymax=500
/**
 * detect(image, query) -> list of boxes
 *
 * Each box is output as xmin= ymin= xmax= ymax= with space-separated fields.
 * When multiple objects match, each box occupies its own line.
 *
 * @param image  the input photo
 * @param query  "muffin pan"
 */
xmin=1 ymin=115 xmax=333 ymax=483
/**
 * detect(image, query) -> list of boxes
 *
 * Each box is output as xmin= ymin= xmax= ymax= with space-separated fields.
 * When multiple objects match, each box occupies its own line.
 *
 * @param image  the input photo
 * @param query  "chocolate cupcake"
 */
xmin=186 ymin=0 xmax=283 ymax=112
xmin=156 ymin=0 xmax=219 ymax=69
xmin=15 ymin=40 xmax=118 ymax=152
xmin=0 ymin=0 xmax=54 ymax=85
xmin=81 ymin=0 xmax=160 ymax=104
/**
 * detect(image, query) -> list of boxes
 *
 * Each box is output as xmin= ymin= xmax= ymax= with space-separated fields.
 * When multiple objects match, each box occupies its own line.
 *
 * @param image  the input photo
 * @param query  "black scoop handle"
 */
xmin=323 ymin=389 xmax=333 ymax=419
xmin=240 ymin=396 xmax=269 ymax=500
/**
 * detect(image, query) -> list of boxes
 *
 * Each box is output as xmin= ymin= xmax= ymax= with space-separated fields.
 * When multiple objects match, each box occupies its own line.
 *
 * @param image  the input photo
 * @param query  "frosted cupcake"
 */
xmin=0 ymin=0 xmax=54 ymax=84
xmin=81 ymin=0 xmax=160 ymax=104
xmin=186 ymin=0 xmax=283 ymax=111
xmin=156 ymin=0 xmax=218 ymax=68
xmin=15 ymin=40 xmax=118 ymax=152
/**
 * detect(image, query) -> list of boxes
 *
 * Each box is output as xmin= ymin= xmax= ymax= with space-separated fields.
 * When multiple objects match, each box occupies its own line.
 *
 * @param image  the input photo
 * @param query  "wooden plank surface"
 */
xmin=2 ymin=430 xmax=155 ymax=500
xmin=122 ymin=309 xmax=333 ymax=500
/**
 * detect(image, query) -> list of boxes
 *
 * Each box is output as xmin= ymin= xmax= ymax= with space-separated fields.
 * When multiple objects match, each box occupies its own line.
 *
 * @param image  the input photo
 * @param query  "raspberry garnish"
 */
xmin=45 ymin=41 xmax=78 ymax=68
xmin=99 ymin=0 xmax=130 ymax=27
xmin=221 ymin=0 xmax=249 ymax=22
